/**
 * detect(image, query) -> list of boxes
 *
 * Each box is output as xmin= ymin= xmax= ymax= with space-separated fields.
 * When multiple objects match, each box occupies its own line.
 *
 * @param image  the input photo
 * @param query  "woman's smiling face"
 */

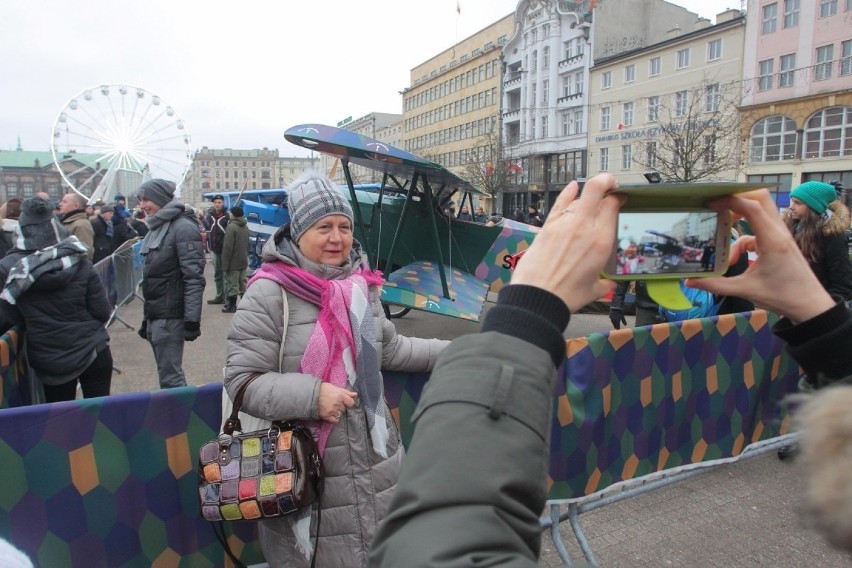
xmin=297 ymin=215 xmax=353 ymax=266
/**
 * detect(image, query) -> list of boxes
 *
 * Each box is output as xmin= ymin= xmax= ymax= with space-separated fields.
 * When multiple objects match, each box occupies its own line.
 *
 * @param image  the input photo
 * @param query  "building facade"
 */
xmin=587 ymin=10 xmax=746 ymax=184
xmin=401 ymin=14 xmax=514 ymax=212
xmin=0 ymin=150 xmax=106 ymax=203
xmin=739 ymin=0 xmax=852 ymax=207
xmin=501 ymin=0 xmax=706 ymax=216
xmin=189 ymin=147 xmax=317 ymax=207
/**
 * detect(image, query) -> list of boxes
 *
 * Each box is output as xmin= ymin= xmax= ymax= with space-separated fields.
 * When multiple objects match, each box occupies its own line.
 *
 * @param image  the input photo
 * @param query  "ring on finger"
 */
xmin=335 ymin=411 xmax=342 ymax=419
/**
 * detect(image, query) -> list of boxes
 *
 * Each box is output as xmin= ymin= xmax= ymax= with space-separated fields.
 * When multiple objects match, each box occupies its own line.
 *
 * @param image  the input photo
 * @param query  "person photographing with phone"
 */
xmin=371 ymin=176 xmax=852 ymax=564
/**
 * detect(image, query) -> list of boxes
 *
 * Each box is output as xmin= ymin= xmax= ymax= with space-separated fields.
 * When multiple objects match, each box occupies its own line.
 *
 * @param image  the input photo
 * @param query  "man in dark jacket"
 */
xmin=130 ymin=210 xmax=149 ymax=237
xmin=220 ymin=205 xmax=249 ymax=313
xmin=136 ymin=179 xmax=205 ymax=389
xmin=110 ymin=207 xmax=137 ymax=251
xmin=610 ymin=280 xmax=660 ymax=328
xmin=204 ymin=195 xmax=228 ymax=304
xmin=90 ymin=204 xmax=116 ymax=263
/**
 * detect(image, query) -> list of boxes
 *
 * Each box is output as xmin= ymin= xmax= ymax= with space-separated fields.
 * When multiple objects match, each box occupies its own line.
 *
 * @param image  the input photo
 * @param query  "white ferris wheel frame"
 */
xmin=50 ymin=83 xmax=192 ymax=202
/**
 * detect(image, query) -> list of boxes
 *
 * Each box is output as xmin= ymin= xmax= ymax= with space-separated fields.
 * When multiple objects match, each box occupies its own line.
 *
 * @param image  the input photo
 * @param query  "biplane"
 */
xmin=283 ymin=123 xmax=541 ymax=321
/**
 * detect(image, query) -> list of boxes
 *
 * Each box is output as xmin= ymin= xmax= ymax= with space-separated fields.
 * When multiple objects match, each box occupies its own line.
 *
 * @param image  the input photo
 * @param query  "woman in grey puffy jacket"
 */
xmin=224 ymin=172 xmax=448 ymax=568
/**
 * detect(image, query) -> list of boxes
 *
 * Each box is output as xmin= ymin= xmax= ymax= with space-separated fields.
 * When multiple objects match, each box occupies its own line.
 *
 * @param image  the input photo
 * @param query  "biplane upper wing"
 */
xmin=645 ymin=229 xmax=680 ymax=243
xmin=284 ymin=123 xmax=486 ymax=203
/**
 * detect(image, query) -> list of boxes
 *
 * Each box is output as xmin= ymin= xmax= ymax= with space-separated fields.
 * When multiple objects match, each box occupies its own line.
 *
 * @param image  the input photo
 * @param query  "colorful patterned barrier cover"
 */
xmin=0 ymin=310 xmax=799 ymax=565
xmin=0 ymin=327 xmax=40 ymax=409
xmin=0 ymin=383 xmax=263 ymax=567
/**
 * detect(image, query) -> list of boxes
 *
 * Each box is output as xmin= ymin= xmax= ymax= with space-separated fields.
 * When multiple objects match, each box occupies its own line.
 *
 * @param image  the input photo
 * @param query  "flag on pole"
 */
xmin=457 ymin=1 xmax=461 ymax=15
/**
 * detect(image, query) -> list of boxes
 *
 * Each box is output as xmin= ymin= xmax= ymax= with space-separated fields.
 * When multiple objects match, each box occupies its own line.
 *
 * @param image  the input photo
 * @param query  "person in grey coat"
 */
xmin=224 ymin=171 xmax=448 ymax=568
xmin=136 ymin=179 xmax=205 ymax=389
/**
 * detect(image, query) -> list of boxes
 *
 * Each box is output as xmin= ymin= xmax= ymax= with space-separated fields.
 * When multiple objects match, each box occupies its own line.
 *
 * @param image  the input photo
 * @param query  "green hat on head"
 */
xmin=790 ymin=181 xmax=837 ymax=215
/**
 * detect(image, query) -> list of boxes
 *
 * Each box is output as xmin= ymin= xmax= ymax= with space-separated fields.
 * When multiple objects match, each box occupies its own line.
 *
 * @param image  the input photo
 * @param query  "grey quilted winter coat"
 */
xmin=224 ymin=226 xmax=448 ymax=568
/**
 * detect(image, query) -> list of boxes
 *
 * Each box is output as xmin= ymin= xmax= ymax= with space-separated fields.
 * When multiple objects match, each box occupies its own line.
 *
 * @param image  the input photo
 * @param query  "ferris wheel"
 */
xmin=51 ymin=84 xmax=192 ymax=202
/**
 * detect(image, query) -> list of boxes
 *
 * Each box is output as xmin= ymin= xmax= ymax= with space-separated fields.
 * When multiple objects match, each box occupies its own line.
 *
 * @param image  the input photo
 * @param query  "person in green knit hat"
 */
xmin=784 ymin=180 xmax=852 ymax=303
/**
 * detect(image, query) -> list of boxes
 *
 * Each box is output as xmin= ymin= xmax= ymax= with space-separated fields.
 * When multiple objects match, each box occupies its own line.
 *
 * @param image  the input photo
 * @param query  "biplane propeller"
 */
xmin=284 ymin=123 xmax=541 ymax=322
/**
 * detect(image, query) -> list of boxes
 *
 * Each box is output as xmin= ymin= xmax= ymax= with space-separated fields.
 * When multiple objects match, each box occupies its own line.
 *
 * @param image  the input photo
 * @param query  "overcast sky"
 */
xmin=1 ymin=0 xmax=738 ymax=158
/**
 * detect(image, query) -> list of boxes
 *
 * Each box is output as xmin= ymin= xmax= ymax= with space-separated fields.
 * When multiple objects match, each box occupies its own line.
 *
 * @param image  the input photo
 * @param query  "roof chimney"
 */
xmin=715 ymin=9 xmax=741 ymax=23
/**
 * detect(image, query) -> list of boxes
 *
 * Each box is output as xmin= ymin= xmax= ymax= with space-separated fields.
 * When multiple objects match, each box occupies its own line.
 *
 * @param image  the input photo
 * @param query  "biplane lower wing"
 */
xmin=380 ymin=260 xmax=489 ymax=322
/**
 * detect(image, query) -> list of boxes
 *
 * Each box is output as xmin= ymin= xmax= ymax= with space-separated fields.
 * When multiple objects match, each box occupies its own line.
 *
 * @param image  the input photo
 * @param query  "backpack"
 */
xmin=659 ymin=280 xmax=722 ymax=322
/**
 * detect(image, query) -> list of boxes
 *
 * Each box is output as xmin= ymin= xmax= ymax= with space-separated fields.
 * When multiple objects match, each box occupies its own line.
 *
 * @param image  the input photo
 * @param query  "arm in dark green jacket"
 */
xmin=370 ymin=285 xmax=569 ymax=567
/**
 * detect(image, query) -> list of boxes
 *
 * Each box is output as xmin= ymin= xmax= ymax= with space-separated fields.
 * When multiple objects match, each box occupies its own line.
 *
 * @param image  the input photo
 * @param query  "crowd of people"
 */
xmin=2 ymin=175 xmax=852 ymax=566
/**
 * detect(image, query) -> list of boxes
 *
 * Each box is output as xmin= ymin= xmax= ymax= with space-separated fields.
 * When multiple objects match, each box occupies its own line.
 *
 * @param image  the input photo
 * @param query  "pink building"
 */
xmin=740 ymin=0 xmax=852 ymax=205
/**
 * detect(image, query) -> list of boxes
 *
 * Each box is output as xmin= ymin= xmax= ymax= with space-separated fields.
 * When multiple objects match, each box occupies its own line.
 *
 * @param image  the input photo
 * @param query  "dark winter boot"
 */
xmin=222 ymin=296 xmax=238 ymax=313
xmin=207 ymin=296 xmax=225 ymax=305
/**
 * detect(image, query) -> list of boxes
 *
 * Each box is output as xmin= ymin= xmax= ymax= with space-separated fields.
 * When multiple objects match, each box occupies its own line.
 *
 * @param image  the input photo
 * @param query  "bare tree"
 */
xmin=459 ymin=129 xmax=513 ymax=211
xmin=633 ymin=79 xmax=742 ymax=182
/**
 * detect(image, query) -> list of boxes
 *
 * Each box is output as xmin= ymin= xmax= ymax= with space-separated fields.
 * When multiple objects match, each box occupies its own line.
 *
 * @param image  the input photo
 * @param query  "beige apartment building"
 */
xmin=401 ymin=13 xmax=514 ymax=209
xmin=739 ymin=0 xmax=852 ymax=207
xmin=321 ymin=112 xmax=402 ymax=186
xmin=587 ymin=10 xmax=746 ymax=184
xmin=189 ymin=147 xmax=316 ymax=208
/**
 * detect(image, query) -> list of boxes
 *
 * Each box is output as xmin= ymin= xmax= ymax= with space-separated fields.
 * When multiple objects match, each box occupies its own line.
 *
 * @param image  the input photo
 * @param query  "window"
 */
xmin=601 ymin=106 xmax=611 ymax=130
xmin=783 ymin=0 xmax=799 ymax=27
xmin=758 ymin=59 xmax=775 ymax=91
xmin=749 ymin=115 xmax=797 ymax=161
xmin=676 ymin=48 xmax=690 ymax=69
xmin=602 ymin=71 xmax=612 ymax=89
xmin=22 ymin=182 xmax=34 ymax=198
xmin=707 ymin=39 xmax=722 ymax=61
xmin=648 ymin=96 xmax=660 ymax=121
xmin=842 ymin=40 xmax=852 ymax=76
xmin=621 ymin=145 xmax=632 ymax=169
xmin=563 ymin=77 xmax=571 ymax=97
xmin=649 ymin=57 xmax=661 ymax=76
xmin=779 ymin=54 xmax=796 ymax=87
xmin=675 ymin=91 xmax=688 ymax=117
xmin=762 ymin=3 xmax=778 ymax=33
xmin=804 ymin=107 xmax=851 ymax=158
xmin=543 ymin=46 xmax=550 ymax=68
xmin=625 ymin=64 xmax=635 ymax=83
xmin=646 ymin=141 xmax=658 ymax=168
xmin=703 ymin=135 xmax=717 ymax=165
xmin=599 ymin=147 xmax=609 ymax=171
xmin=573 ymin=109 xmax=584 ymax=134
xmin=623 ymin=101 xmax=634 ymax=126
xmin=542 ymin=79 xmax=549 ymax=102
xmin=815 ymin=45 xmax=834 ymax=80
xmin=542 ymin=116 xmax=548 ymax=138
xmin=532 ymin=50 xmax=538 ymax=71
xmin=565 ymin=40 xmax=574 ymax=60
xmin=819 ymin=0 xmax=837 ymax=17
xmin=705 ymin=83 xmax=720 ymax=112
xmin=575 ymin=71 xmax=584 ymax=95
xmin=562 ymin=113 xmax=571 ymax=136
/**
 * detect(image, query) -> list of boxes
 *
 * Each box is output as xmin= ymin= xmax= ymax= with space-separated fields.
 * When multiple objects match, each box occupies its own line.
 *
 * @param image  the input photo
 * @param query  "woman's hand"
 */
xmin=318 ymin=383 xmax=358 ymax=423
xmin=511 ymin=174 xmax=624 ymax=313
xmin=686 ymin=189 xmax=835 ymax=323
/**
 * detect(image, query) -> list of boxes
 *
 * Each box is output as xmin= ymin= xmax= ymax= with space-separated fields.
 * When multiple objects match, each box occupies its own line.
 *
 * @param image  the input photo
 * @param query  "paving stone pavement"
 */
xmin=106 ymin=260 xmax=849 ymax=567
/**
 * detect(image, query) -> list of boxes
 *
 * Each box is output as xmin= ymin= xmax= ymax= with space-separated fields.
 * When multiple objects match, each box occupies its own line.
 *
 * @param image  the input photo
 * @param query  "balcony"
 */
xmin=558 ymin=53 xmax=585 ymax=72
xmin=503 ymin=108 xmax=521 ymax=122
xmin=557 ymin=92 xmax=583 ymax=107
xmin=504 ymin=71 xmax=523 ymax=88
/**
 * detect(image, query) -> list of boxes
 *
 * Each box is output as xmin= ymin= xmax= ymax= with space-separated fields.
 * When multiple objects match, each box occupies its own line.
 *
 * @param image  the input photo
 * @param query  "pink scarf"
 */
xmin=248 ymin=261 xmax=385 ymax=455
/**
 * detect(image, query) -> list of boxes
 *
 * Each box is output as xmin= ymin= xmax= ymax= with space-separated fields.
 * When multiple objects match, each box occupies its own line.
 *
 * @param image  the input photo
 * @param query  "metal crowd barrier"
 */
xmin=93 ymin=238 xmax=144 ymax=331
